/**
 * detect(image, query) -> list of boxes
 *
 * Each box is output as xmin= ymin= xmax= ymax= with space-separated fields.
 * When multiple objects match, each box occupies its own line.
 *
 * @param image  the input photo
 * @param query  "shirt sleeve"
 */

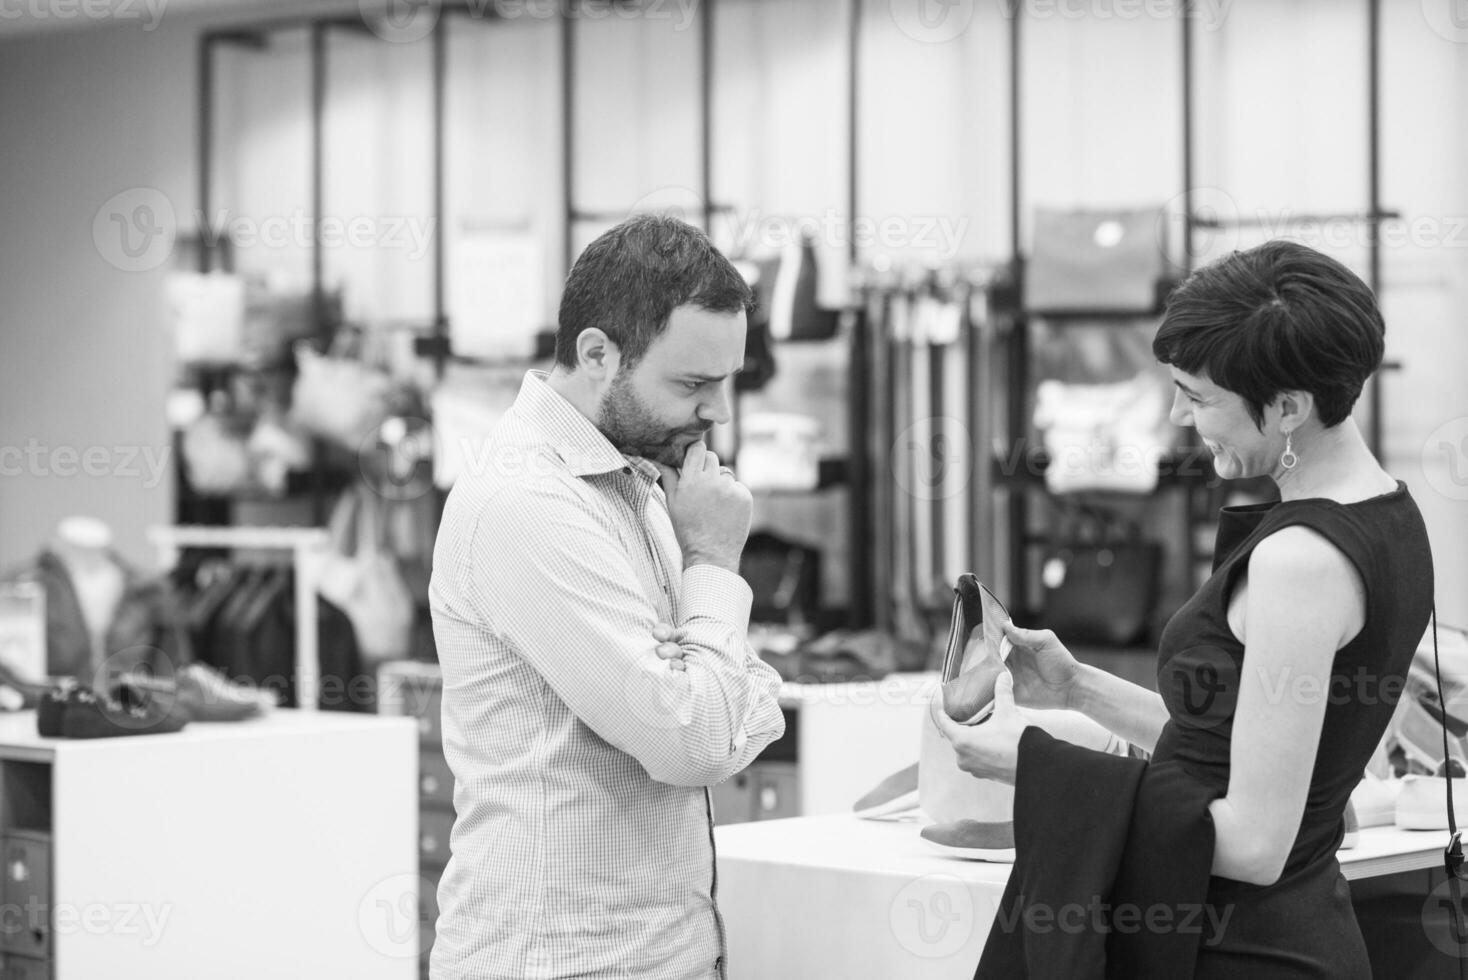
xmin=459 ymin=477 xmax=786 ymax=788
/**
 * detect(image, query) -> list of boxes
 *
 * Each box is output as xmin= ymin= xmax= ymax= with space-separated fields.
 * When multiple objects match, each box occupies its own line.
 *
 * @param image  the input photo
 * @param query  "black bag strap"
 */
xmin=1431 ymin=604 xmax=1468 ymax=977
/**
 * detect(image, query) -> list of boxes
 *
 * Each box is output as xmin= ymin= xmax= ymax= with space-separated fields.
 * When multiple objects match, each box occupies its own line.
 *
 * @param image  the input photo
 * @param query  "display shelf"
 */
xmin=0 ymin=709 xmax=416 ymax=980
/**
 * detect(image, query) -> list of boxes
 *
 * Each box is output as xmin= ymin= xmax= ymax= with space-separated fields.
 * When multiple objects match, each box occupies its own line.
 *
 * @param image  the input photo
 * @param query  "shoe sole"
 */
xmin=921 ymin=837 xmax=1016 ymax=863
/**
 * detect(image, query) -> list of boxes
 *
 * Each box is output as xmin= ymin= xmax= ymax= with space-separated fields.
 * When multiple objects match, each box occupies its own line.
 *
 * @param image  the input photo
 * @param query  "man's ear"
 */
xmin=576 ymin=329 xmax=620 ymax=381
xmin=1275 ymin=389 xmax=1316 ymax=435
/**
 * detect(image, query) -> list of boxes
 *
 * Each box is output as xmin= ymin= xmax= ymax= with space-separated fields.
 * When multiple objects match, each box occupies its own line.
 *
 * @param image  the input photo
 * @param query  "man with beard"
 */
xmin=429 ymin=214 xmax=786 ymax=980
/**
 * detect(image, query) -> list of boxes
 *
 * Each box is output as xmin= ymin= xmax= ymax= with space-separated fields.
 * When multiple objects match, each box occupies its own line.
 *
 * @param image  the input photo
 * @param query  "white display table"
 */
xmin=0 ymin=709 xmax=418 ymax=980
xmin=714 ymin=814 xmax=1448 ymax=980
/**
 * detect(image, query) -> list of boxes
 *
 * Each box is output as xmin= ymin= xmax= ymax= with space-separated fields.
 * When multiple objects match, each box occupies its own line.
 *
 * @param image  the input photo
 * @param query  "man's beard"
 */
xmin=596 ymin=370 xmax=709 ymax=467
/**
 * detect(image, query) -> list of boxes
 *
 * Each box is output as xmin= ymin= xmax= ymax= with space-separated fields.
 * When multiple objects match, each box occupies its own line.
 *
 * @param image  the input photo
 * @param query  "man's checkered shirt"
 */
xmin=429 ymin=371 xmax=785 ymax=979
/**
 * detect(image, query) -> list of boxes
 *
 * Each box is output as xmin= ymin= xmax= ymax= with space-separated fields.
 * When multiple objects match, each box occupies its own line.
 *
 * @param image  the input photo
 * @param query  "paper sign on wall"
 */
xmin=447 ymin=223 xmax=544 ymax=362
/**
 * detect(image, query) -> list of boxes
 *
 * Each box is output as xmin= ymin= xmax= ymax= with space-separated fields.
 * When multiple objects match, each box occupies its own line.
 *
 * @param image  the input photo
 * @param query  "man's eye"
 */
xmin=682 ymin=381 xmax=702 ymax=392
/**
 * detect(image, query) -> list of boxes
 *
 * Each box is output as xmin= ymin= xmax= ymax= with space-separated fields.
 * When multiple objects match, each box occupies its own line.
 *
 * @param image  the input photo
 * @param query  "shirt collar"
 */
xmin=513 ymin=370 xmax=660 ymax=481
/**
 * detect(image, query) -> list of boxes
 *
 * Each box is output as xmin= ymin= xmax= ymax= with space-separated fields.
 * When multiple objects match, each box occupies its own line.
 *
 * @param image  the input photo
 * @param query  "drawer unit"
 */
xmin=711 ymin=770 xmax=757 ymax=825
xmin=712 ymin=762 xmax=802 ymax=825
xmin=0 ymin=832 xmax=49 ymax=963
xmin=751 ymin=763 xmax=800 ymax=821
xmin=0 ymin=954 xmax=47 ymax=980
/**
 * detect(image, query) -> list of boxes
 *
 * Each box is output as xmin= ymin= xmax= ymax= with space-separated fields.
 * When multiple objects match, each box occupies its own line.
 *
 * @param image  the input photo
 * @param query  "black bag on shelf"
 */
xmin=740 ymin=530 xmax=822 ymax=627
xmin=1024 ymin=206 xmax=1169 ymax=313
xmin=1040 ymin=506 xmax=1163 ymax=648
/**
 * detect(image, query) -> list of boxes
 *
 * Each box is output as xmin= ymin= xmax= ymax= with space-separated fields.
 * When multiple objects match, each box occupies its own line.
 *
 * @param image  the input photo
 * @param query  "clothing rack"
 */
xmin=857 ymin=265 xmax=1000 ymax=650
xmin=147 ymin=525 xmax=329 ymax=713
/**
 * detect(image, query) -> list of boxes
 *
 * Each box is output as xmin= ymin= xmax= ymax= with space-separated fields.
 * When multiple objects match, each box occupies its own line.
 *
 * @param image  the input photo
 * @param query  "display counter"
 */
xmin=714 ymin=814 xmax=1448 ymax=980
xmin=0 ymin=709 xmax=418 ymax=980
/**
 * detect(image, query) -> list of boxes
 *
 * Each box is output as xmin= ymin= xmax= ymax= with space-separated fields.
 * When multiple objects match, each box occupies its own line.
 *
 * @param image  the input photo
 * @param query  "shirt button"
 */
xmin=622 ymin=466 xmax=632 ymax=475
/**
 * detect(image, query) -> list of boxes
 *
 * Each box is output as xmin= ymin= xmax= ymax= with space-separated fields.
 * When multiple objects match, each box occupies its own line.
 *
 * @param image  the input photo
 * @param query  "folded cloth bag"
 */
xmin=973 ymin=728 xmax=1219 ymax=979
xmin=317 ymin=485 xmax=414 ymax=668
xmin=289 ymin=339 xmax=392 ymax=452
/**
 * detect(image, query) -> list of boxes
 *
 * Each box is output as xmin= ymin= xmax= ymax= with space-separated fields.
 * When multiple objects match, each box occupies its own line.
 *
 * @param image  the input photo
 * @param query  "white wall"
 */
xmin=0 ymin=17 xmax=192 ymax=568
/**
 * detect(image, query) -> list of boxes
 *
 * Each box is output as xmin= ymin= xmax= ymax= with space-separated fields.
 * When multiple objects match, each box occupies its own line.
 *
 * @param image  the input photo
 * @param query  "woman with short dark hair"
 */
xmin=940 ymin=240 xmax=1434 ymax=978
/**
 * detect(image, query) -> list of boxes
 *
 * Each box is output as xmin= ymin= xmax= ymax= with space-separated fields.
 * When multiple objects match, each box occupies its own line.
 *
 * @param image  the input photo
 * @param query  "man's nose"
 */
xmin=698 ymin=382 xmax=732 ymax=426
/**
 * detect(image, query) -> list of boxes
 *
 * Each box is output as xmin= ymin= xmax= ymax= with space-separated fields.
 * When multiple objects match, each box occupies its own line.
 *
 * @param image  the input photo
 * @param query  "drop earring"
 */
xmin=1281 ymin=432 xmax=1298 ymax=471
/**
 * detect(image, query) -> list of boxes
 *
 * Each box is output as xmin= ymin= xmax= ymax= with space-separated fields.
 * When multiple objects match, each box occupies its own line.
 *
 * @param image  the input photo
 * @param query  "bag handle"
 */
xmin=354 ymin=485 xmax=392 ymax=559
xmin=327 ymin=485 xmax=363 ymax=558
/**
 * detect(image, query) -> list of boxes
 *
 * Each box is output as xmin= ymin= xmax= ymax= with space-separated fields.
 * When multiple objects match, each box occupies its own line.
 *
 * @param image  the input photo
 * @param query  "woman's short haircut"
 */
xmin=1152 ymin=240 xmax=1385 ymax=428
xmin=555 ymin=214 xmax=755 ymax=372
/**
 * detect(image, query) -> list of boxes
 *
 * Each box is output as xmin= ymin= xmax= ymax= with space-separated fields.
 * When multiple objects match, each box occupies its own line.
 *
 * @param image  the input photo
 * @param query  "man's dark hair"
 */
xmin=1152 ymin=239 xmax=1385 ymax=428
xmin=555 ymin=214 xmax=755 ymax=371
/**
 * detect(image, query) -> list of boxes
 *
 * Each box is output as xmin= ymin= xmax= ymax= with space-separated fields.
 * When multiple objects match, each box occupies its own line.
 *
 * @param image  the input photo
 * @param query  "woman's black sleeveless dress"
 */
xmin=1152 ymin=481 xmax=1434 ymax=979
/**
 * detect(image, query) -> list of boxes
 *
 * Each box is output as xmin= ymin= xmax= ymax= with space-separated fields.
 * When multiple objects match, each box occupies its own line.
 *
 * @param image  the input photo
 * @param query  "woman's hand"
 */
xmin=652 ymin=622 xmax=687 ymax=672
xmin=931 ymin=670 xmax=1027 ymax=785
xmin=998 ymin=621 xmax=1082 ymax=712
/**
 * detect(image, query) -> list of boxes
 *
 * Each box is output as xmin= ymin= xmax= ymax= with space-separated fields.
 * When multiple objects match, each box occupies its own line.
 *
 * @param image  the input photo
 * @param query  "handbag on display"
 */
xmin=288 ymin=335 xmax=393 ymax=452
xmin=180 ymin=392 xmax=253 ymax=496
xmin=1033 ymin=372 xmax=1174 ymax=495
xmin=165 ymin=271 xmax=246 ymax=365
xmin=316 ymin=484 xmax=415 ymax=668
xmin=1024 ymin=206 xmax=1169 ymax=313
xmin=1040 ymin=506 xmax=1163 ymax=648
xmin=740 ymin=530 xmax=822 ymax=627
xmin=769 ymin=232 xmax=838 ymax=342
